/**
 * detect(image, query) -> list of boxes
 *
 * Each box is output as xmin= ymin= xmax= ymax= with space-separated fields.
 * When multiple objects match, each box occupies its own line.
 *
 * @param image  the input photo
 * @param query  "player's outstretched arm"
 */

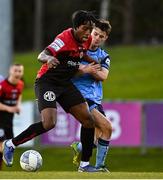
xmin=38 ymin=49 xmax=60 ymax=68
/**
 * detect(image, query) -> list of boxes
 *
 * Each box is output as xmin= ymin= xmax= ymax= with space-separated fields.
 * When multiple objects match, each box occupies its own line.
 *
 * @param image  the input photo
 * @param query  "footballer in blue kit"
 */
xmin=72 ymin=48 xmax=110 ymax=109
xmin=71 ymin=19 xmax=113 ymax=172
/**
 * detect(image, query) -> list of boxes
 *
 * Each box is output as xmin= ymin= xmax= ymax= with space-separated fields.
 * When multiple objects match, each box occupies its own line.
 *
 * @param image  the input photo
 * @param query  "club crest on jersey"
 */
xmin=79 ymin=51 xmax=84 ymax=58
xmin=44 ymin=91 xmax=56 ymax=101
xmin=78 ymin=47 xmax=85 ymax=58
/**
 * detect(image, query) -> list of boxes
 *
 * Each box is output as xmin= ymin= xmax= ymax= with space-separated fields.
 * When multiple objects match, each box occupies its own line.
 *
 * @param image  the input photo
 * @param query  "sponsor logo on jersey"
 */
xmin=55 ymin=38 xmax=64 ymax=47
xmin=67 ymin=60 xmax=80 ymax=67
xmin=50 ymin=38 xmax=65 ymax=52
xmin=12 ymin=89 xmax=18 ymax=93
xmin=4 ymin=100 xmax=17 ymax=105
xmin=44 ymin=91 xmax=56 ymax=101
xmin=79 ymin=51 xmax=84 ymax=58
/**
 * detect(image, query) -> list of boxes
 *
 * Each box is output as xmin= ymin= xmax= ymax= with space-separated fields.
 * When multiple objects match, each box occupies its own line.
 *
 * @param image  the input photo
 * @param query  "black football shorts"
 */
xmin=0 ymin=118 xmax=14 ymax=141
xmin=35 ymin=79 xmax=86 ymax=112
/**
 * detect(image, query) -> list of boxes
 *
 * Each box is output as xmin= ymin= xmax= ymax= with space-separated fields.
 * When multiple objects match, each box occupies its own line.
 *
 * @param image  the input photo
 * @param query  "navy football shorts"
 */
xmin=86 ymin=99 xmax=106 ymax=116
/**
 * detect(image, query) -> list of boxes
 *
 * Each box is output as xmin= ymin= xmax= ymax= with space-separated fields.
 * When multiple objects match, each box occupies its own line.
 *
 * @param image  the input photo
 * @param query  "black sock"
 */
xmin=12 ymin=121 xmax=48 ymax=146
xmin=0 ymin=152 xmax=2 ymax=170
xmin=80 ymin=126 xmax=95 ymax=162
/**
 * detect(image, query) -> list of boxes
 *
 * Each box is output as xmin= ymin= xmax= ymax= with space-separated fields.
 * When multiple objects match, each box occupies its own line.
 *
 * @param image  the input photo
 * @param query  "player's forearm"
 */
xmin=91 ymin=69 xmax=109 ymax=81
xmin=17 ymin=95 xmax=22 ymax=107
xmin=0 ymin=103 xmax=10 ymax=112
xmin=38 ymin=50 xmax=60 ymax=69
xmin=38 ymin=51 xmax=54 ymax=63
xmin=78 ymin=63 xmax=101 ymax=75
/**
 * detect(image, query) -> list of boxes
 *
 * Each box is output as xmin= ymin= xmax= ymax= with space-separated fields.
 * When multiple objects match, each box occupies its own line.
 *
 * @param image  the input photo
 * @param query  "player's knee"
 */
xmin=104 ymin=121 xmax=113 ymax=138
xmin=109 ymin=122 xmax=113 ymax=133
xmin=42 ymin=120 xmax=56 ymax=130
xmin=82 ymin=113 xmax=95 ymax=128
xmin=41 ymin=109 xmax=57 ymax=130
xmin=108 ymin=121 xmax=113 ymax=136
xmin=42 ymin=116 xmax=56 ymax=130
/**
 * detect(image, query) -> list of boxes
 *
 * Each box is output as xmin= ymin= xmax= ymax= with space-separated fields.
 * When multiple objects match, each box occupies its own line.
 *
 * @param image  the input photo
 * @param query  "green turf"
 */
xmin=14 ymin=52 xmax=40 ymax=100
xmin=103 ymin=45 xmax=163 ymax=100
xmin=1 ymin=171 xmax=163 ymax=179
xmin=2 ymin=147 xmax=163 ymax=174
xmin=14 ymin=45 xmax=163 ymax=101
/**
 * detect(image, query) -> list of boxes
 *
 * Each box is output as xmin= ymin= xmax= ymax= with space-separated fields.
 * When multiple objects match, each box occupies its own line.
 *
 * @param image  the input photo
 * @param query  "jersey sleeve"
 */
xmin=46 ymin=34 xmax=68 ymax=57
xmin=100 ymin=51 xmax=111 ymax=70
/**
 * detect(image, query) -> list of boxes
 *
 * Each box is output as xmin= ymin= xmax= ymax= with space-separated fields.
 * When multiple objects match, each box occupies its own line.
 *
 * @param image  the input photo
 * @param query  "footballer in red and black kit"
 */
xmin=37 ymin=28 xmax=92 ymax=83
xmin=0 ymin=64 xmax=24 ymax=169
xmin=35 ymin=27 xmax=92 ymax=112
xmin=0 ymin=79 xmax=24 ymax=140
xmin=2 ymin=11 xmax=101 ymax=170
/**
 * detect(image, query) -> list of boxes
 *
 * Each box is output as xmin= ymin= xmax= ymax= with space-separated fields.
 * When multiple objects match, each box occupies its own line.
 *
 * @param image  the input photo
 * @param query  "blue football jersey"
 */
xmin=72 ymin=48 xmax=110 ymax=104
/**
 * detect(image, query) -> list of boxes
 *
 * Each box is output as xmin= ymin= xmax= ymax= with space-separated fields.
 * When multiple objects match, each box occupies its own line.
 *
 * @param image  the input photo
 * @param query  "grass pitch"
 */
xmin=1 ymin=171 xmax=163 ymax=179
xmin=1 ymin=147 xmax=163 ymax=179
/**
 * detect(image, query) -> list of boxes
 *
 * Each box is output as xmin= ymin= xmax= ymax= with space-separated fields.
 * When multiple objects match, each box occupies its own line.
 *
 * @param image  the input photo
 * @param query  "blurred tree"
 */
xmin=34 ymin=0 xmax=43 ymax=51
xmin=13 ymin=0 xmax=163 ymax=51
xmin=134 ymin=0 xmax=163 ymax=44
xmin=100 ymin=0 xmax=110 ymax=19
xmin=99 ymin=0 xmax=111 ymax=46
xmin=43 ymin=0 xmax=100 ymax=46
xmin=14 ymin=0 xmax=34 ymax=51
xmin=122 ymin=0 xmax=134 ymax=44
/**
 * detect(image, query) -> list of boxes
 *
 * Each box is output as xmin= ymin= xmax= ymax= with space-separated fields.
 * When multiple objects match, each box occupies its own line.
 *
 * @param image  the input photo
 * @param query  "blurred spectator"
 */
xmin=0 ymin=64 xmax=24 ymax=170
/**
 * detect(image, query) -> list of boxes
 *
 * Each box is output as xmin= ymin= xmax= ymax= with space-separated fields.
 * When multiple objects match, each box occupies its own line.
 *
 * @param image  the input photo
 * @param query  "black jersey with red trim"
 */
xmin=0 ymin=79 xmax=24 ymax=121
xmin=37 ymin=28 xmax=92 ymax=85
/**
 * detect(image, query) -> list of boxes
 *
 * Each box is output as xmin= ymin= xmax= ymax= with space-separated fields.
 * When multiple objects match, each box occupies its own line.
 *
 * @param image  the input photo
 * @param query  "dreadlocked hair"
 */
xmin=72 ymin=10 xmax=98 ymax=29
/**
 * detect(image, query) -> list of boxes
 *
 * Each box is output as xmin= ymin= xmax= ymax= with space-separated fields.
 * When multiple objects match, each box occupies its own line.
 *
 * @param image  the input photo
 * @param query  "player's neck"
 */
xmin=90 ymin=45 xmax=98 ymax=51
xmin=72 ymin=29 xmax=82 ymax=44
xmin=8 ymin=76 xmax=18 ymax=85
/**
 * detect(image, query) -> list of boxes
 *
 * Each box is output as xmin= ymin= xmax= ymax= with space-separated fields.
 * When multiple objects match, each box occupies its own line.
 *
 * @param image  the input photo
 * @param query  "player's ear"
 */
xmin=104 ymin=35 xmax=108 ymax=41
xmin=74 ymin=26 xmax=79 ymax=31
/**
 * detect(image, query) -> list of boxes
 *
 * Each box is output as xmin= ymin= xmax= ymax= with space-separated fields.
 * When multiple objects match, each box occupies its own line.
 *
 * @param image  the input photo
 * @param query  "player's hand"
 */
xmin=47 ymin=57 xmax=60 ymax=69
xmin=15 ymin=106 xmax=21 ymax=114
xmin=7 ymin=106 xmax=21 ymax=113
xmin=80 ymin=62 xmax=101 ymax=74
